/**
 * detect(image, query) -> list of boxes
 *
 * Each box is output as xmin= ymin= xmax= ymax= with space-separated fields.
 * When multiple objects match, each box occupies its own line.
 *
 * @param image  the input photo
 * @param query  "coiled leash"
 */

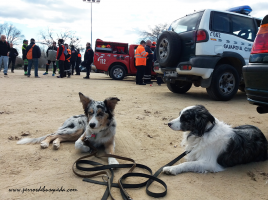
xmin=72 ymin=140 xmax=188 ymax=200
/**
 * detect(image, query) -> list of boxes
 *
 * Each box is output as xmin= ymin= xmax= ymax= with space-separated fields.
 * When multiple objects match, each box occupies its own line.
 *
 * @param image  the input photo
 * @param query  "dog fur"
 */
xmin=163 ymin=105 xmax=268 ymax=175
xmin=17 ymin=93 xmax=120 ymax=165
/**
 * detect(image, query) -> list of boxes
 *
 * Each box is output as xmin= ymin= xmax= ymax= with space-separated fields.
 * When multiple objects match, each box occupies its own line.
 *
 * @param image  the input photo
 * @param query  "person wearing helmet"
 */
xmin=64 ymin=44 xmax=72 ymax=78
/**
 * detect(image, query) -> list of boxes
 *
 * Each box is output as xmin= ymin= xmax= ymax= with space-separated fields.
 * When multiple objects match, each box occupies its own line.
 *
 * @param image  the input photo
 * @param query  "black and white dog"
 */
xmin=163 ymin=105 xmax=268 ymax=175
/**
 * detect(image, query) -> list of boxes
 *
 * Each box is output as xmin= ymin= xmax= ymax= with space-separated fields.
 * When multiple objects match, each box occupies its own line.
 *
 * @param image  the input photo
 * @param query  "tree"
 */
xmin=39 ymin=27 xmax=84 ymax=50
xmin=139 ymin=23 xmax=169 ymax=42
xmin=0 ymin=23 xmax=24 ymax=45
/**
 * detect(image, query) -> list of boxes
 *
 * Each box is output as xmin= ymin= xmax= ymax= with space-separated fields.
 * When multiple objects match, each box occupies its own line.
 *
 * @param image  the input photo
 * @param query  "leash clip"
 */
xmin=102 ymin=175 xmax=109 ymax=182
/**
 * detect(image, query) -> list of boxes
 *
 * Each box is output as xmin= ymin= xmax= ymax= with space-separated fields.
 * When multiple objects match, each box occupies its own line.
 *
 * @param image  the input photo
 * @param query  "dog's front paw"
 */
xmin=53 ymin=142 xmax=60 ymax=150
xmin=75 ymin=139 xmax=90 ymax=152
xmin=108 ymin=157 xmax=119 ymax=165
xmin=40 ymin=141 xmax=49 ymax=149
xmin=163 ymin=166 xmax=178 ymax=176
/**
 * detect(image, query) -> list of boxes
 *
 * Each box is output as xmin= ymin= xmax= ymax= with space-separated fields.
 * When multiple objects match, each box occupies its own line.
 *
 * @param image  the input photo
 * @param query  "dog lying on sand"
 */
xmin=17 ymin=92 xmax=120 ymax=165
xmin=163 ymin=105 xmax=268 ymax=175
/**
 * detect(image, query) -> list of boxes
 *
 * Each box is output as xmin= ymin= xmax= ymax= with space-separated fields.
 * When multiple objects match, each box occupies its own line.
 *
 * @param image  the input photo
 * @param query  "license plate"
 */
xmin=164 ymin=71 xmax=177 ymax=77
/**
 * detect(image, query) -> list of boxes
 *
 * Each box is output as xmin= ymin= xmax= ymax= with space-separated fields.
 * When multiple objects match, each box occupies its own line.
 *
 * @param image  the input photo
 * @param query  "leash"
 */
xmin=72 ymin=139 xmax=189 ymax=200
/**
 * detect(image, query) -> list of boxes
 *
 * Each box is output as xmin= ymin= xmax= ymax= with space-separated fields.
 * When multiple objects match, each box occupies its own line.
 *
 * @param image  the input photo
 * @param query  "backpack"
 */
xmin=26 ymin=44 xmax=35 ymax=60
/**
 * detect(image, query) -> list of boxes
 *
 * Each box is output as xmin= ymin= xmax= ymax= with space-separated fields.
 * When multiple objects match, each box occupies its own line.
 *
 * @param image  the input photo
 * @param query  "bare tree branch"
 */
xmin=0 ymin=23 xmax=24 ymax=45
xmin=139 ymin=23 xmax=169 ymax=42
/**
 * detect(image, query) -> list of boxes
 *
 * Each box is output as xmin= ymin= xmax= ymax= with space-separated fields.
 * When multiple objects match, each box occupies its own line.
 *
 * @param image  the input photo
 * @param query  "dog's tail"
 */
xmin=17 ymin=134 xmax=51 ymax=145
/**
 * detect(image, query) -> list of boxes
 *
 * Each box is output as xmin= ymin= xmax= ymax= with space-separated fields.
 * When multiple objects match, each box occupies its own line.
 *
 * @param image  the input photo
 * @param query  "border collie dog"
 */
xmin=163 ymin=105 xmax=268 ymax=175
xmin=17 ymin=93 xmax=120 ymax=165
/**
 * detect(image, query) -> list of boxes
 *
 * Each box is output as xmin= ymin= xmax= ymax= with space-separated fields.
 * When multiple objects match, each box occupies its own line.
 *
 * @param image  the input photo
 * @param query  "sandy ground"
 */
xmin=0 ymin=70 xmax=268 ymax=200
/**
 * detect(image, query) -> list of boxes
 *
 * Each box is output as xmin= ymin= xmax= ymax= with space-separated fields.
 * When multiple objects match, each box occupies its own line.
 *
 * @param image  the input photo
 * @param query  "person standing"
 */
xmin=153 ymin=47 xmax=164 ymax=86
xmin=22 ymin=40 xmax=28 ymax=75
xmin=26 ymin=38 xmax=41 ymax=78
xmin=43 ymin=42 xmax=58 ymax=76
xmin=0 ymin=35 xmax=10 ymax=75
xmin=64 ymin=44 xmax=72 ymax=78
xmin=70 ymin=45 xmax=77 ymax=75
xmin=75 ymin=49 xmax=81 ymax=75
xmin=8 ymin=43 xmax=19 ymax=73
xmin=135 ymin=40 xmax=148 ymax=85
xmin=83 ymin=42 xmax=94 ymax=79
xmin=56 ymin=39 xmax=65 ymax=78
xmin=144 ymin=40 xmax=153 ymax=84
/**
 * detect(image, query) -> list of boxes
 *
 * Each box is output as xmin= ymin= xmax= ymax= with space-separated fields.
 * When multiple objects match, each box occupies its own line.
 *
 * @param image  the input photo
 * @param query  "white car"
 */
xmin=154 ymin=5 xmax=261 ymax=101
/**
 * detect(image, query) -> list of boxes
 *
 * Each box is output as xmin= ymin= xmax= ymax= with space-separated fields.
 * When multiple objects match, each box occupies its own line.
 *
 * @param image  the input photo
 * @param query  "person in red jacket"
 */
xmin=56 ymin=39 xmax=65 ymax=78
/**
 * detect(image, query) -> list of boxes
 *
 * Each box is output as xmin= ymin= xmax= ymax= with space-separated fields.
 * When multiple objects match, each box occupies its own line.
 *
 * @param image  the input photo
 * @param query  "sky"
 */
xmin=0 ymin=0 xmax=267 ymax=54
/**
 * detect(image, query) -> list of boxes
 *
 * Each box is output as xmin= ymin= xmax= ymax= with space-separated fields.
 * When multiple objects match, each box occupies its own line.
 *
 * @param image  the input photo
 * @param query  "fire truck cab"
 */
xmin=92 ymin=39 xmax=156 ymax=80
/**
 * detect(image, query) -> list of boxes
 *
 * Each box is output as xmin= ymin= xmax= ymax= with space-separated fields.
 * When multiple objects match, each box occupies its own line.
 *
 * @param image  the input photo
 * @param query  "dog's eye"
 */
xmin=88 ymin=112 xmax=94 ymax=115
xmin=97 ymin=112 xmax=104 ymax=117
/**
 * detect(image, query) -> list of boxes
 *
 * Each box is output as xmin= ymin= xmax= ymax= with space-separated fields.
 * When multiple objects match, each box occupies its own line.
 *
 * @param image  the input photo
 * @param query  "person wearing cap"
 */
xmin=22 ymin=40 xmax=28 ymax=75
xmin=135 ymin=40 xmax=148 ymax=85
xmin=83 ymin=42 xmax=94 ymax=79
xmin=43 ymin=41 xmax=58 ymax=76
xmin=0 ymin=35 xmax=10 ymax=76
xmin=56 ymin=39 xmax=65 ymax=78
xmin=25 ymin=38 xmax=41 ymax=78
xmin=8 ymin=43 xmax=19 ymax=73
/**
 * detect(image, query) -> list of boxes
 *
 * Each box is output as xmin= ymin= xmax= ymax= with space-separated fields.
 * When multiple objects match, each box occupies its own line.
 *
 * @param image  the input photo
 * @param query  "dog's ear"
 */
xmin=79 ymin=92 xmax=92 ymax=110
xmin=193 ymin=105 xmax=215 ymax=137
xmin=104 ymin=97 xmax=120 ymax=112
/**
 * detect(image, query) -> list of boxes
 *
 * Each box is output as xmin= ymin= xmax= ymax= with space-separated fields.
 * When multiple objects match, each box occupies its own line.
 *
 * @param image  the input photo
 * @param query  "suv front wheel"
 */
xmin=167 ymin=81 xmax=192 ymax=94
xmin=206 ymin=64 xmax=239 ymax=101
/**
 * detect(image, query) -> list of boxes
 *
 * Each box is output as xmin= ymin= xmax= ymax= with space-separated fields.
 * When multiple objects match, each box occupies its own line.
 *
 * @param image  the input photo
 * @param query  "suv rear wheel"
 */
xmin=156 ymin=31 xmax=182 ymax=67
xmin=206 ymin=64 xmax=239 ymax=101
xmin=110 ymin=65 xmax=126 ymax=80
xmin=167 ymin=81 xmax=192 ymax=93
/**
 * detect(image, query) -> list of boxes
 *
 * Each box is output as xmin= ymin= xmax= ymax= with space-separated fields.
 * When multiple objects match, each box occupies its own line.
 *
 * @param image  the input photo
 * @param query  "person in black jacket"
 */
xmin=70 ymin=45 xmax=77 ymax=75
xmin=144 ymin=40 xmax=153 ymax=84
xmin=22 ymin=40 xmax=28 ymax=75
xmin=83 ymin=42 xmax=94 ymax=79
xmin=43 ymin=42 xmax=58 ymax=76
xmin=26 ymin=38 xmax=41 ymax=78
xmin=8 ymin=43 xmax=19 ymax=73
xmin=75 ymin=49 xmax=81 ymax=75
xmin=0 ymin=35 xmax=10 ymax=75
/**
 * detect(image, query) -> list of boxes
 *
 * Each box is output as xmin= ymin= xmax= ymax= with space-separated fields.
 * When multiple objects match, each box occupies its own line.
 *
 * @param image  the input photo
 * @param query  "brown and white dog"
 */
xmin=17 ymin=92 xmax=120 ymax=165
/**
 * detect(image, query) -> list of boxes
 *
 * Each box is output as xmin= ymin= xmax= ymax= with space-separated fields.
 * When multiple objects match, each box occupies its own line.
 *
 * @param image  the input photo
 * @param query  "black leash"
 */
xmin=73 ymin=141 xmax=189 ymax=200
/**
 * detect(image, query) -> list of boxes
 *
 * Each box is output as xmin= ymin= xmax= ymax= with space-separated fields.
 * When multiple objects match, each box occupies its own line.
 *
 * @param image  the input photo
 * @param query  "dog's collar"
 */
xmin=205 ymin=123 xmax=215 ymax=133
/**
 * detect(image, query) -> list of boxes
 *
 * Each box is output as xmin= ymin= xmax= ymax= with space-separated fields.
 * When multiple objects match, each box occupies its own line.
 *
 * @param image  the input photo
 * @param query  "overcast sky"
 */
xmin=1 ymin=0 xmax=267 ymax=52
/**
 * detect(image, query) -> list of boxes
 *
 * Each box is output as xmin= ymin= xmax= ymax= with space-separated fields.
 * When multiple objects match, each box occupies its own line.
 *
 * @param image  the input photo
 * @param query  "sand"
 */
xmin=0 ymin=70 xmax=267 ymax=200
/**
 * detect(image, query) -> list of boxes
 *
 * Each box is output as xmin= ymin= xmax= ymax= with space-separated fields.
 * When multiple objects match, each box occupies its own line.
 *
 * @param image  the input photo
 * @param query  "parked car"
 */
xmin=243 ymin=14 xmax=268 ymax=114
xmin=154 ymin=5 xmax=261 ymax=101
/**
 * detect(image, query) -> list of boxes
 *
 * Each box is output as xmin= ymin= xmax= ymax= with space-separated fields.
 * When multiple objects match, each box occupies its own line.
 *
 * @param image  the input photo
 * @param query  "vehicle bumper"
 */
xmin=243 ymin=63 xmax=268 ymax=107
xmin=154 ymin=56 xmax=217 ymax=79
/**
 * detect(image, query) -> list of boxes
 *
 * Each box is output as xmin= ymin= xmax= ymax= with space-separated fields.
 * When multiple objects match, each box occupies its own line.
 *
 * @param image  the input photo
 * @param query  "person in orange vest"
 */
xmin=25 ymin=38 xmax=41 ymax=78
xmin=75 ymin=49 xmax=82 ymax=75
xmin=56 ymin=39 xmax=65 ymax=78
xmin=135 ymin=40 xmax=148 ymax=85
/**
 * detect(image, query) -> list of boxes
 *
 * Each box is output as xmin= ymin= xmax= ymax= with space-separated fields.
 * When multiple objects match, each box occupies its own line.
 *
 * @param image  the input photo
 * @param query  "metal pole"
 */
xmin=91 ymin=2 xmax=92 ymax=46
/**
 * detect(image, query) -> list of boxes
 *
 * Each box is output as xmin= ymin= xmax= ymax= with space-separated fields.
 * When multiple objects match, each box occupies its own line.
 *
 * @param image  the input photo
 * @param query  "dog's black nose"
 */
xmin=90 ymin=123 xmax=96 ymax=128
xmin=168 ymin=123 xmax=172 ymax=127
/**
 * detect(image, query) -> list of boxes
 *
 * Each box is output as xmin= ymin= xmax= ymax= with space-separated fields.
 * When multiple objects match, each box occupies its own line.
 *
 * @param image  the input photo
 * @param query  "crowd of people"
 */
xmin=135 ymin=39 xmax=163 ymax=86
xmin=0 ymin=35 xmax=94 ymax=79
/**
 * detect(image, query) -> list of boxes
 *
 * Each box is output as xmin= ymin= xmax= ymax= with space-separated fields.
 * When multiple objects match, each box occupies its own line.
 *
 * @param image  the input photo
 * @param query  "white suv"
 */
xmin=154 ymin=6 xmax=261 ymax=101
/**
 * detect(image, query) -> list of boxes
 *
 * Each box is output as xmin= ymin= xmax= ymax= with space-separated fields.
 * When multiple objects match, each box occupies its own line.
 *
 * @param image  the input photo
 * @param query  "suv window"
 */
xmin=211 ymin=12 xmax=230 ymax=33
xmin=231 ymin=15 xmax=256 ymax=41
xmin=168 ymin=11 xmax=204 ymax=34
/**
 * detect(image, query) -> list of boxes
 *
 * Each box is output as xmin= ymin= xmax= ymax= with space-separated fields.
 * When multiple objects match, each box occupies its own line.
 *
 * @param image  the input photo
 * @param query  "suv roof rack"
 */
xmin=226 ymin=5 xmax=252 ymax=15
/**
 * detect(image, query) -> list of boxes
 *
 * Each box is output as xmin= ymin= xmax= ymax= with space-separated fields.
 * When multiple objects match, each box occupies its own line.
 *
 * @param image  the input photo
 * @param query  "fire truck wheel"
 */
xmin=110 ymin=65 xmax=126 ymax=80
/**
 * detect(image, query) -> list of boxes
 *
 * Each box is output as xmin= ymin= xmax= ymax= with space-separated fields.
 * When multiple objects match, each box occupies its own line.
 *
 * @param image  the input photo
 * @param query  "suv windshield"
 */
xmin=168 ymin=11 xmax=204 ymax=34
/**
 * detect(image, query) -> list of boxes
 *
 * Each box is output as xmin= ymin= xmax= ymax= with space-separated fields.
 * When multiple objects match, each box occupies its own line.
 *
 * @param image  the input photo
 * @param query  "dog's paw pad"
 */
xmin=40 ymin=142 xmax=49 ymax=149
xmin=163 ymin=167 xmax=177 ymax=175
xmin=108 ymin=158 xmax=119 ymax=165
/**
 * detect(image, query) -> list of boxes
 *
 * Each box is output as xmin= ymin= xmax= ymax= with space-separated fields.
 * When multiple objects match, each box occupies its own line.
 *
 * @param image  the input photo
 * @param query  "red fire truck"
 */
xmin=92 ymin=39 xmax=156 ymax=80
